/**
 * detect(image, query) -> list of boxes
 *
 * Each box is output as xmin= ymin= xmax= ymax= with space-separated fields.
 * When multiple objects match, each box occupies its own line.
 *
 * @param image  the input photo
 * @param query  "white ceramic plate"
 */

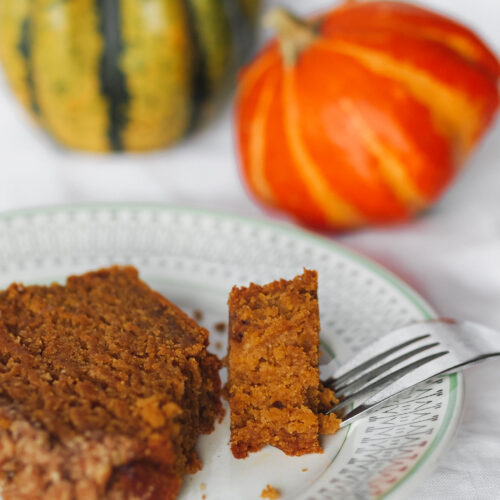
xmin=0 ymin=205 xmax=463 ymax=500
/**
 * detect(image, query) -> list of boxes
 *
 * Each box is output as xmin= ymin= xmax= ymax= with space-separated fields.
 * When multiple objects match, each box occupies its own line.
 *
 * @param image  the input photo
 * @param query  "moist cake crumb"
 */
xmin=0 ymin=266 xmax=223 ymax=500
xmin=214 ymin=321 xmax=226 ymax=333
xmin=261 ymin=484 xmax=281 ymax=499
xmin=227 ymin=270 xmax=341 ymax=458
xmin=193 ymin=309 xmax=204 ymax=322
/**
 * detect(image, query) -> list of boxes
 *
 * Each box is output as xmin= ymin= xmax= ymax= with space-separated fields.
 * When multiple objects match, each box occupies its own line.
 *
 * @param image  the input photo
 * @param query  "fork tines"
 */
xmin=320 ymin=319 xmax=500 ymax=425
xmin=321 ymin=323 xmax=450 ymax=417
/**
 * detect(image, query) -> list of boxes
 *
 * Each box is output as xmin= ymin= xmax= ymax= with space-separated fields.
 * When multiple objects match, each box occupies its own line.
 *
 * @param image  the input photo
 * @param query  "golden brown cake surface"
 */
xmin=227 ymin=270 xmax=340 ymax=459
xmin=0 ymin=266 xmax=223 ymax=500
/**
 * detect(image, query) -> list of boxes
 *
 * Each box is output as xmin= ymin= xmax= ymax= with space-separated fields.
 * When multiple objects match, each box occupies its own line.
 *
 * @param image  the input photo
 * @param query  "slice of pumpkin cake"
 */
xmin=0 ymin=266 xmax=223 ymax=500
xmin=227 ymin=270 xmax=340 ymax=458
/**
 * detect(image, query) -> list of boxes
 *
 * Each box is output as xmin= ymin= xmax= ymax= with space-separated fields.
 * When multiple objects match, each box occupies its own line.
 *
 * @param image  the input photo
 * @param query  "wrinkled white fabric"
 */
xmin=0 ymin=1 xmax=499 ymax=498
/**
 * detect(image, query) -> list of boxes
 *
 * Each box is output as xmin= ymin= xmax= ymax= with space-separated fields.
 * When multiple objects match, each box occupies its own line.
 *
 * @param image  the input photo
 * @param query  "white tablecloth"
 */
xmin=0 ymin=1 xmax=499 ymax=498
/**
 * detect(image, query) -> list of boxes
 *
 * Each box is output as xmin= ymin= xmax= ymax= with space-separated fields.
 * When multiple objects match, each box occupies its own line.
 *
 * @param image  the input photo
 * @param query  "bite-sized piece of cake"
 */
xmin=227 ymin=270 xmax=341 ymax=459
xmin=0 ymin=266 xmax=223 ymax=500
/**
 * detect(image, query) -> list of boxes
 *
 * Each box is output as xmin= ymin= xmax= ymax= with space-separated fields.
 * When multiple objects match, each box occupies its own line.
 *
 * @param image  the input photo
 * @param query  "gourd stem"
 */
xmin=264 ymin=8 xmax=317 ymax=66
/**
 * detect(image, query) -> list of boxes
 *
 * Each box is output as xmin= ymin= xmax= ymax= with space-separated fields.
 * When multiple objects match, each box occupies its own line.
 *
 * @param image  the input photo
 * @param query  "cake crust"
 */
xmin=0 ymin=266 xmax=223 ymax=500
xmin=227 ymin=270 xmax=340 ymax=459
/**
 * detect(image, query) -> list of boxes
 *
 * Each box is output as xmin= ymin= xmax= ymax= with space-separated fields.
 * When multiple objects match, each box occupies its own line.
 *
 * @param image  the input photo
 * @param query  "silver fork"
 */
xmin=320 ymin=319 xmax=500 ymax=426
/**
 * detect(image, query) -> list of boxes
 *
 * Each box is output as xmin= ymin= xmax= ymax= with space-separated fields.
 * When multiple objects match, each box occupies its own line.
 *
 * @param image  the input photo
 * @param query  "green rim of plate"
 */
xmin=0 ymin=203 xmax=463 ymax=500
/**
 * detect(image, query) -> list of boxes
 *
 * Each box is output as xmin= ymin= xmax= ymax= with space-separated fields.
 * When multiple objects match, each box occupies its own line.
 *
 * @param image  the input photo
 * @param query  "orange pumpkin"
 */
xmin=235 ymin=1 xmax=500 ymax=230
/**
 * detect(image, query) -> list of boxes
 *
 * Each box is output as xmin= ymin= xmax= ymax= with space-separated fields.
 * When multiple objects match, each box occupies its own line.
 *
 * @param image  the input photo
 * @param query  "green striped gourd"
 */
xmin=0 ymin=0 xmax=260 ymax=151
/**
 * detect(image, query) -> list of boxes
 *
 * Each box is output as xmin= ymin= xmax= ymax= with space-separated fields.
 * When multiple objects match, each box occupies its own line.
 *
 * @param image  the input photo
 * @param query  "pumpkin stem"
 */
xmin=264 ymin=8 xmax=317 ymax=66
